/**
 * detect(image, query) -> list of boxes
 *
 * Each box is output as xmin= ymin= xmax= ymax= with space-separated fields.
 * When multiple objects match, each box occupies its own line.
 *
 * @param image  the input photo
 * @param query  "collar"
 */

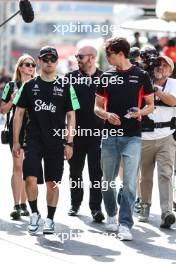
xmin=79 ymin=68 xmax=100 ymax=78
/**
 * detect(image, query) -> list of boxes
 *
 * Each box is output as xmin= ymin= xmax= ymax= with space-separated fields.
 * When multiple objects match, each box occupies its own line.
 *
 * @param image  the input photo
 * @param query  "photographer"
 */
xmin=139 ymin=55 xmax=176 ymax=228
xmin=140 ymin=46 xmax=160 ymax=78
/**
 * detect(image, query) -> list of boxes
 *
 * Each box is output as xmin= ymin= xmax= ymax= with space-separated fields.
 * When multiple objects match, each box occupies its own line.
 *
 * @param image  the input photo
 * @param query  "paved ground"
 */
xmin=0 ymin=119 xmax=176 ymax=264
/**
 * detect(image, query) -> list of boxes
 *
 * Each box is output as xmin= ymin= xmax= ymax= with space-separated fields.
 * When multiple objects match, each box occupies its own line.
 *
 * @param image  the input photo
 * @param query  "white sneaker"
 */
xmin=43 ymin=218 xmax=55 ymax=234
xmin=106 ymin=216 xmax=118 ymax=231
xmin=118 ymin=224 xmax=133 ymax=241
xmin=28 ymin=213 xmax=41 ymax=234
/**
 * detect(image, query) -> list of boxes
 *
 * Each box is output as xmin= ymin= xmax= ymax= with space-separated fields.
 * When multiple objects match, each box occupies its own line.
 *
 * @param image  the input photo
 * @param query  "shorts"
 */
xmin=23 ymin=139 xmax=64 ymax=183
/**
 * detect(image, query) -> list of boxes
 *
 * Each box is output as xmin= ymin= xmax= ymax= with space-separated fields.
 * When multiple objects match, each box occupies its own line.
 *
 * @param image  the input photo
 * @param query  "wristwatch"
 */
xmin=64 ymin=142 xmax=73 ymax=148
xmin=153 ymin=86 xmax=159 ymax=92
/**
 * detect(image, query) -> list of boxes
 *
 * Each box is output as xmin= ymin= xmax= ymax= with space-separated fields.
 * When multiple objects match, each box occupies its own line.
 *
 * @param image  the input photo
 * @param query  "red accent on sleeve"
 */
xmin=138 ymin=85 xmax=144 ymax=108
xmin=96 ymin=92 xmax=104 ymax=98
xmin=104 ymin=87 xmax=108 ymax=112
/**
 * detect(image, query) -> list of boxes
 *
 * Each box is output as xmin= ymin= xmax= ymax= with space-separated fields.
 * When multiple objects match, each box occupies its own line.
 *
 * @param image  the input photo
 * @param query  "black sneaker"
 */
xmin=134 ymin=197 xmax=141 ymax=213
xmin=117 ymin=186 xmax=123 ymax=205
xmin=91 ymin=210 xmax=105 ymax=223
xmin=68 ymin=206 xmax=79 ymax=216
xmin=20 ymin=204 xmax=30 ymax=216
xmin=10 ymin=206 xmax=21 ymax=220
xmin=173 ymin=201 xmax=176 ymax=212
xmin=160 ymin=211 xmax=176 ymax=228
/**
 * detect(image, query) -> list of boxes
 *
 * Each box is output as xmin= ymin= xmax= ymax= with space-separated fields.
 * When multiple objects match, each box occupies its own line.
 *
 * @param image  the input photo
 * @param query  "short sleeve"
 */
xmin=65 ymin=84 xmax=80 ymax=112
xmin=169 ymin=88 xmax=176 ymax=98
xmin=165 ymin=79 xmax=176 ymax=97
xmin=13 ymin=83 xmax=27 ymax=108
xmin=142 ymin=72 xmax=154 ymax=96
xmin=1 ymin=82 xmax=13 ymax=103
xmin=96 ymin=75 xmax=105 ymax=97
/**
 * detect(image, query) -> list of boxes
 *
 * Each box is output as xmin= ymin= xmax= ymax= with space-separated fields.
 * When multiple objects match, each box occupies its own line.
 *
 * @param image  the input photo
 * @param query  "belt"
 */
xmin=154 ymin=121 xmax=171 ymax=128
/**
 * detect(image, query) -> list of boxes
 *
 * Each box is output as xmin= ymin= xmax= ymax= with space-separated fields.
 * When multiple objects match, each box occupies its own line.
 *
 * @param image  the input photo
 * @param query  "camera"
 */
xmin=129 ymin=47 xmax=143 ymax=68
xmin=130 ymin=46 xmax=161 ymax=78
xmin=140 ymin=47 xmax=160 ymax=72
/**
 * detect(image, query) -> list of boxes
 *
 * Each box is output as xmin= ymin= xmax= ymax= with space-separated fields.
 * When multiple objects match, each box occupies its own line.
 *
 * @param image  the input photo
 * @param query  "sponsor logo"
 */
xmin=129 ymin=75 xmax=139 ymax=79
xmin=32 ymin=84 xmax=40 ymax=96
xmin=34 ymin=99 xmax=56 ymax=113
xmin=53 ymin=86 xmax=64 ymax=96
xmin=129 ymin=80 xmax=138 ymax=83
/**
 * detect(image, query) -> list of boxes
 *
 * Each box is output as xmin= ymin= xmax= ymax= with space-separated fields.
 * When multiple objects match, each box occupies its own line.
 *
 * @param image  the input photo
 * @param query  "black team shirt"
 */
xmin=13 ymin=76 xmax=80 ymax=149
xmin=96 ymin=66 xmax=153 ymax=137
xmin=66 ymin=68 xmax=104 ymax=130
xmin=1 ymin=81 xmax=27 ymax=141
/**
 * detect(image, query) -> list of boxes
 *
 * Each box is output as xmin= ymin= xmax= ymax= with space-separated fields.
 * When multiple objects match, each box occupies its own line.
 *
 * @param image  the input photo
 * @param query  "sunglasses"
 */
xmin=22 ymin=62 xmax=36 ymax=68
xmin=41 ymin=57 xmax=58 ymax=63
xmin=75 ymin=54 xmax=91 ymax=60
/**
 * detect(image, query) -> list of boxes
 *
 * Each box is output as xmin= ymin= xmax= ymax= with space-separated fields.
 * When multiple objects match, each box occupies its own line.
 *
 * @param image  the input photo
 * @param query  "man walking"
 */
xmin=95 ymin=37 xmax=154 ymax=240
xmin=13 ymin=46 xmax=80 ymax=234
xmin=67 ymin=46 xmax=104 ymax=222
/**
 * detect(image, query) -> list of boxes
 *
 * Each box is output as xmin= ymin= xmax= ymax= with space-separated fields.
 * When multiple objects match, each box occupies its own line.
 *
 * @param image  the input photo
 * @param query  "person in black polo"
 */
xmin=95 ymin=37 xmax=154 ymax=240
xmin=13 ymin=46 xmax=80 ymax=234
xmin=67 ymin=46 xmax=105 ymax=222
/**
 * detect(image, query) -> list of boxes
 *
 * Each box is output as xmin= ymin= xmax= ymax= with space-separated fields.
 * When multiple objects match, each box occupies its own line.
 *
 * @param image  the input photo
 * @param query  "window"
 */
xmin=10 ymin=3 xmax=17 ymax=13
xmin=40 ymin=3 xmax=49 ymax=12
xmin=22 ymin=25 xmax=34 ymax=35
xmin=57 ymin=4 xmax=113 ymax=13
xmin=10 ymin=25 xmax=16 ymax=35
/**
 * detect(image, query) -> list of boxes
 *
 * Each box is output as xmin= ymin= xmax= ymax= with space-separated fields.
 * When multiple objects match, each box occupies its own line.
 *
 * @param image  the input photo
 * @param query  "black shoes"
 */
xmin=160 ymin=211 xmax=176 ymax=228
xmin=68 ymin=206 xmax=105 ymax=223
xmin=91 ymin=210 xmax=105 ymax=223
xmin=10 ymin=206 xmax=21 ymax=220
xmin=68 ymin=206 xmax=79 ymax=216
xmin=117 ymin=186 xmax=123 ymax=205
xmin=134 ymin=197 xmax=142 ymax=213
xmin=10 ymin=204 xmax=30 ymax=220
xmin=20 ymin=204 xmax=30 ymax=216
xmin=173 ymin=201 xmax=176 ymax=212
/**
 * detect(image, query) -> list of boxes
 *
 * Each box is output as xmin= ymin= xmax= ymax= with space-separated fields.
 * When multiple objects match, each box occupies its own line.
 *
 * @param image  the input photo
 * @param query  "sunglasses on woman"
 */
xmin=22 ymin=62 xmax=36 ymax=68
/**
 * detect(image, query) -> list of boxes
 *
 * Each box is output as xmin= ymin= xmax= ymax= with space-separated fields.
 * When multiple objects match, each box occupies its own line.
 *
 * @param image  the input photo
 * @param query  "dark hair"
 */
xmin=105 ymin=37 xmax=130 ymax=58
xmin=167 ymin=39 xmax=176 ymax=47
xmin=134 ymin=32 xmax=140 ymax=38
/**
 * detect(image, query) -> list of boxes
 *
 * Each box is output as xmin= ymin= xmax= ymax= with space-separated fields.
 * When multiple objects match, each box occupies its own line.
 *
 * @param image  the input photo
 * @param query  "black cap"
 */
xmin=38 ymin=46 xmax=58 ymax=59
xmin=130 ymin=47 xmax=140 ymax=59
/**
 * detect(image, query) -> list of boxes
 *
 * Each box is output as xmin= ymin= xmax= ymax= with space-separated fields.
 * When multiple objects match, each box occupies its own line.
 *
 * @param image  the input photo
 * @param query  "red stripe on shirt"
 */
xmin=138 ymin=85 xmax=144 ymax=108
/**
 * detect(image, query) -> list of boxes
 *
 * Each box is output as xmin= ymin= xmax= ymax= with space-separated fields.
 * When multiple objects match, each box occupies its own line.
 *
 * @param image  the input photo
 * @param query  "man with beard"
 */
xmin=139 ymin=55 xmax=176 ymax=228
xmin=67 ymin=46 xmax=105 ymax=222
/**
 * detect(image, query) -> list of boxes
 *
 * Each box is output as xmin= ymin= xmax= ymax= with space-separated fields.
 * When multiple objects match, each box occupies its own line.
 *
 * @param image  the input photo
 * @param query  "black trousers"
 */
xmin=68 ymin=136 xmax=103 ymax=211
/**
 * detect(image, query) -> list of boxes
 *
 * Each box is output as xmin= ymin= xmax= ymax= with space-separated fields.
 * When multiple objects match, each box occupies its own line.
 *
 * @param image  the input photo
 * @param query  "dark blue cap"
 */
xmin=39 ymin=46 xmax=58 ymax=59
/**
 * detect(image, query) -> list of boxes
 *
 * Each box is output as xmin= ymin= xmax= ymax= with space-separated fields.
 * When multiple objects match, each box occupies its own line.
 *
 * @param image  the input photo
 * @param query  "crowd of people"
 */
xmin=0 ymin=36 xmax=176 ymax=241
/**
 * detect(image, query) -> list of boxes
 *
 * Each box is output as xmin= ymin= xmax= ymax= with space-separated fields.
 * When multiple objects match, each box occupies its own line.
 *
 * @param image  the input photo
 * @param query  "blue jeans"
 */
xmin=101 ymin=136 xmax=141 ymax=228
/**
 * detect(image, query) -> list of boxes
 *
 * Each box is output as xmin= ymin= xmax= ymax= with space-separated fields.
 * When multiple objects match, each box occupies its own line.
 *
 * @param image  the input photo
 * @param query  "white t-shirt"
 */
xmin=142 ymin=78 xmax=176 ymax=140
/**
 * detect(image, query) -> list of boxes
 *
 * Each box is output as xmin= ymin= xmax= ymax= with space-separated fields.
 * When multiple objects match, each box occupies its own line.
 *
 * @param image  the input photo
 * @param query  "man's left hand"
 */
xmin=128 ymin=108 xmax=142 ymax=121
xmin=64 ymin=145 xmax=73 ymax=160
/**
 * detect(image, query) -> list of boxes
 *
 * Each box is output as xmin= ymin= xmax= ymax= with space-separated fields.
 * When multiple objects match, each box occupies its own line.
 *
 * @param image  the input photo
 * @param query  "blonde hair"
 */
xmin=12 ymin=53 xmax=36 ymax=82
